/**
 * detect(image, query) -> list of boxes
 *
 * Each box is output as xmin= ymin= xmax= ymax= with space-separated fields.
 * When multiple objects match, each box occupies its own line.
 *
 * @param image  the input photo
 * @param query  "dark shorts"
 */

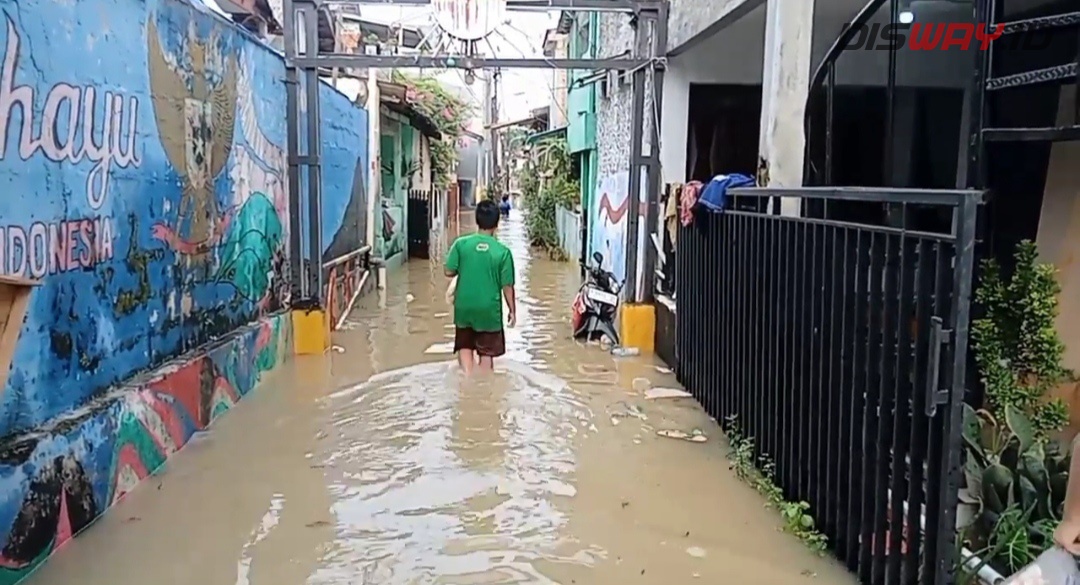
xmin=454 ymin=327 xmax=506 ymax=357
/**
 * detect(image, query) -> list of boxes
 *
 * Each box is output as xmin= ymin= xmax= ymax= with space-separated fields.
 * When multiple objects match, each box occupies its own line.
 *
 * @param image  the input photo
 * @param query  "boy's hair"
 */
xmin=501 ymin=195 xmax=509 ymax=202
xmin=476 ymin=200 xmax=500 ymax=230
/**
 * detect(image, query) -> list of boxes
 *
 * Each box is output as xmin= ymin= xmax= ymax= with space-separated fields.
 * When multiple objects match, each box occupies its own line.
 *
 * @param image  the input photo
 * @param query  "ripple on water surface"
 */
xmin=311 ymin=360 xmax=600 ymax=584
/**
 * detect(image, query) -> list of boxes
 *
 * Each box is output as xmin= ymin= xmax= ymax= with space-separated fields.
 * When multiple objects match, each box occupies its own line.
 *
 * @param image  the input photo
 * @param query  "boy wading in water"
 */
xmin=444 ymin=200 xmax=517 ymax=374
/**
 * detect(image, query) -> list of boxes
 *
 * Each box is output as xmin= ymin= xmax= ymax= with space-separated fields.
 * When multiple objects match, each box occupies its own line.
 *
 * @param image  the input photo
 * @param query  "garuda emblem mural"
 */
xmin=146 ymin=19 xmax=287 ymax=309
xmin=147 ymin=19 xmax=238 ymax=267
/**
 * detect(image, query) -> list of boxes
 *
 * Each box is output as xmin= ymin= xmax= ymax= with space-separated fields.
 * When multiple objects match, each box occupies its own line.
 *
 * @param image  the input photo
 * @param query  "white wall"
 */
xmin=659 ymin=0 xmax=980 ymax=183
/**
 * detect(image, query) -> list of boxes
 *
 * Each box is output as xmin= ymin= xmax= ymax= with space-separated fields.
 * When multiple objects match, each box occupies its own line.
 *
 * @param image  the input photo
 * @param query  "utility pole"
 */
xmin=482 ymin=71 xmax=493 ymax=195
xmin=489 ymin=68 xmax=501 ymax=199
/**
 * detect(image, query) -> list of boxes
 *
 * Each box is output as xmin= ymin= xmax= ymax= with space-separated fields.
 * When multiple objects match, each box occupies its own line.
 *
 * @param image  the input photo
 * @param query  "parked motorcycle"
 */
xmin=571 ymin=252 xmax=622 ymax=346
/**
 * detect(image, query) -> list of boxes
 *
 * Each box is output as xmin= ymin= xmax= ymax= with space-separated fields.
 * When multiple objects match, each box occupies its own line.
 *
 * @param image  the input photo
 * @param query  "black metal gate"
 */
xmin=407 ymin=189 xmax=431 ymax=259
xmin=675 ymin=187 xmax=982 ymax=585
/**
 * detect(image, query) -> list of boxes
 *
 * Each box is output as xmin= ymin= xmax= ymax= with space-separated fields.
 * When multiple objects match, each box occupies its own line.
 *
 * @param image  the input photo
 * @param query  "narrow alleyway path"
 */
xmin=29 ymin=213 xmax=855 ymax=585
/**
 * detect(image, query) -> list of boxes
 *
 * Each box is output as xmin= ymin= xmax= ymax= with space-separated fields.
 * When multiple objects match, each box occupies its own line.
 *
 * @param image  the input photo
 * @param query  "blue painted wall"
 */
xmin=0 ymin=0 xmax=368 ymax=438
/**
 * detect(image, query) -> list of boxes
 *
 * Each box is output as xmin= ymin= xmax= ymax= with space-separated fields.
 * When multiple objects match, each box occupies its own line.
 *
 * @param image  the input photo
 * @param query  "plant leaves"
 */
xmin=1005 ymin=404 xmax=1036 ymax=454
xmin=982 ymin=463 xmax=1013 ymax=514
xmin=962 ymin=404 xmax=988 ymax=465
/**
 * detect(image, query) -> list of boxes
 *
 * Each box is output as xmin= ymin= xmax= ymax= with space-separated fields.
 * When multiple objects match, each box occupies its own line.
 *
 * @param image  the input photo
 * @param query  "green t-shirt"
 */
xmin=445 ymin=233 xmax=515 ymax=332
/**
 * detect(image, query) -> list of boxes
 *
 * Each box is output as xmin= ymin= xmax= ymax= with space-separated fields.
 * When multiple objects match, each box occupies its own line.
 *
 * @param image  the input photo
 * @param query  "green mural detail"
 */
xmin=216 ymin=193 xmax=284 ymax=301
xmin=105 ymin=411 xmax=168 ymax=508
xmin=0 ymin=542 xmax=50 ymax=585
xmin=256 ymin=321 xmax=280 ymax=372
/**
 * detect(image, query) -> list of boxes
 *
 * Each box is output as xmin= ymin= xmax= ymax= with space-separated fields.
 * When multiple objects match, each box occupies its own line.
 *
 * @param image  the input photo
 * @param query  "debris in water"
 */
xmin=656 ymin=429 xmax=707 ymax=443
xmin=434 ymin=312 xmax=449 ymax=318
xmin=632 ymin=377 xmax=651 ymax=392
xmin=801 ymin=569 xmax=817 ymax=578
xmin=611 ymin=346 xmax=640 ymax=357
xmin=125 ymin=516 xmax=141 ymax=523
xmin=655 ymin=365 xmax=673 ymax=374
xmin=305 ymin=520 xmax=331 ymax=528
xmin=645 ymin=387 xmax=693 ymax=400
xmin=406 ymin=293 xmax=415 ymax=302
xmin=686 ymin=546 xmax=707 ymax=558
xmin=424 ymin=342 xmax=455 ymax=354
xmin=578 ymin=363 xmax=609 ymax=374
xmin=331 ymin=345 xmax=345 ymax=353
xmin=607 ymin=402 xmax=648 ymax=423
xmin=315 ymin=430 xmax=328 ymax=440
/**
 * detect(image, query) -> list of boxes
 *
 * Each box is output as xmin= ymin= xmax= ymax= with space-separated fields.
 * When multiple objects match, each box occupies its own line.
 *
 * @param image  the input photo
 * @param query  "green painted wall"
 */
xmin=567 ymin=13 xmax=597 ymax=155
xmin=378 ymin=125 xmax=406 ymax=262
xmin=376 ymin=114 xmax=426 ymax=265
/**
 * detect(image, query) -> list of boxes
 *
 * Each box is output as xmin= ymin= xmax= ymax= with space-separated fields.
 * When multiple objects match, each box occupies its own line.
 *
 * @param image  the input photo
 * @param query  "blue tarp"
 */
xmin=696 ymin=174 xmax=756 ymax=212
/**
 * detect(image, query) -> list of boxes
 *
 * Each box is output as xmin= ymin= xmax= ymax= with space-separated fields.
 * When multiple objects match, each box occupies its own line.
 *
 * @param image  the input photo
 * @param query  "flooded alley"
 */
xmin=28 ymin=213 xmax=855 ymax=585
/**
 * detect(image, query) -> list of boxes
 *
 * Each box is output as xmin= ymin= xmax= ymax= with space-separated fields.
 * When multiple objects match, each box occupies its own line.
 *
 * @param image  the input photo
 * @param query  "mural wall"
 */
xmin=0 ymin=0 xmax=368 ymax=439
xmin=589 ymin=171 xmax=647 ymax=300
xmin=320 ymin=94 xmax=370 ymax=265
xmin=0 ymin=313 xmax=290 ymax=585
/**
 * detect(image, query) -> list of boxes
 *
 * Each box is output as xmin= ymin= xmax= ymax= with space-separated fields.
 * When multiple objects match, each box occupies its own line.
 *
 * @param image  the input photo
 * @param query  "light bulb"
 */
xmin=465 ymin=69 xmax=476 ymax=85
xmin=899 ymin=10 xmax=914 ymax=24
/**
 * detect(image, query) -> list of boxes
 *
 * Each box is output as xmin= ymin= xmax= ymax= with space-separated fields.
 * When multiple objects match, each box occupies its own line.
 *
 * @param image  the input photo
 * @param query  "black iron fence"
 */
xmin=675 ymin=187 xmax=983 ymax=585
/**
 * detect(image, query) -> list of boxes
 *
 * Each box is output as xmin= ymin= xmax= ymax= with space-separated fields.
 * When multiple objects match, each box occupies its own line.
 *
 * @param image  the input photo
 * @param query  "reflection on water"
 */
xmin=28 ymin=212 xmax=856 ymax=585
xmin=313 ymin=361 xmax=595 ymax=584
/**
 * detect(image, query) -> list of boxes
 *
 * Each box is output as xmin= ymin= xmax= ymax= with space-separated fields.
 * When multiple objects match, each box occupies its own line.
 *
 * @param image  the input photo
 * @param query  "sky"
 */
xmin=357 ymin=4 xmax=559 ymax=123
xmin=200 ymin=0 xmax=559 ymax=125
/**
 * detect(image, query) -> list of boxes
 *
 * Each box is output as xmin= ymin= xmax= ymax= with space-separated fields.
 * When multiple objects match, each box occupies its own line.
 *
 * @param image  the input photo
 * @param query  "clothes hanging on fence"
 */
xmin=664 ymin=189 xmax=681 ymax=247
xmin=679 ymin=181 xmax=704 ymax=227
xmin=696 ymin=174 xmax=756 ymax=212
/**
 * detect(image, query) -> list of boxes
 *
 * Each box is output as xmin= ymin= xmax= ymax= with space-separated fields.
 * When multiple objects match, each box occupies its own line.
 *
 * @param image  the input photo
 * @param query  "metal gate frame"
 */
xmin=675 ymin=186 xmax=983 ymax=585
xmin=281 ymin=0 xmax=669 ymax=312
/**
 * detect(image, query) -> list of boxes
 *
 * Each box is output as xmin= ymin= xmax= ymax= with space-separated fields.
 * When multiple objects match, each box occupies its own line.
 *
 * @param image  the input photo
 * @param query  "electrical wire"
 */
xmin=489 ymin=27 xmax=569 ymax=122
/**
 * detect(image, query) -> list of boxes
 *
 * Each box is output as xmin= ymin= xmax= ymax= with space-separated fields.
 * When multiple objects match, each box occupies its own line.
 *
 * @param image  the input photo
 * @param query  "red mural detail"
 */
xmin=214 ymin=375 xmax=239 ymax=404
xmin=256 ymin=321 xmax=272 ymax=351
xmin=144 ymin=391 xmax=189 ymax=449
xmin=148 ymin=362 xmax=206 ymax=429
xmin=112 ymin=444 xmax=152 ymax=502
xmin=597 ymin=191 xmax=648 ymax=225
xmin=150 ymin=205 xmax=237 ymax=256
xmin=53 ymin=497 xmax=72 ymax=549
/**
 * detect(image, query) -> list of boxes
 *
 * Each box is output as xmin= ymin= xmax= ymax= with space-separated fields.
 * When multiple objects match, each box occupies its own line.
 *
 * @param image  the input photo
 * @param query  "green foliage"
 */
xmin=961 ymin=405 xmax=1069 ymax=528
xmin=725 ymin=416 xmax=829 ymax=555
xmin=960 ymin=504 xmax=1057 ymax=582
xmin=518 ymin=137 xmax=578 ymax=259
xmin=391 ymin=72 xmax=474 ymax=189
xmin=973 ymin=240 xmax=1071 ymax=435
xmin=962 ymin=242 xmax=1074 ymax=576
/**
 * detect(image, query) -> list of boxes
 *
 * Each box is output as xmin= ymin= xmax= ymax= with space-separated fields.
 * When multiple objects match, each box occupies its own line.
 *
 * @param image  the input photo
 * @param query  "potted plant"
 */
xmin=961 ymin=240 xmax=1074 ymax=578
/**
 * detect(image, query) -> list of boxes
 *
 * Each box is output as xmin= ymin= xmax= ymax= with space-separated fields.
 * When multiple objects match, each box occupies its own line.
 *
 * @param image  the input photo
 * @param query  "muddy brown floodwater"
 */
xmin=30 ymin=213 xmax=857 ymax=585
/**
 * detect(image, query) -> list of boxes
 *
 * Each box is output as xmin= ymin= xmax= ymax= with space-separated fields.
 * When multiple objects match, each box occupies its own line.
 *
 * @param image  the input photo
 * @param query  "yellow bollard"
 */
xmin=292 ymin=307 xmax=329 ymax=355
xmin=618 ymin=303 xmax=656 ymax=353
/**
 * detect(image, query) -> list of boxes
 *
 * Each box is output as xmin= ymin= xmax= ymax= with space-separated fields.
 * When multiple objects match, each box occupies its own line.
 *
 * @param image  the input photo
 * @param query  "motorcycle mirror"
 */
xmin=593 ymin=252 xmax=603 ymax=265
